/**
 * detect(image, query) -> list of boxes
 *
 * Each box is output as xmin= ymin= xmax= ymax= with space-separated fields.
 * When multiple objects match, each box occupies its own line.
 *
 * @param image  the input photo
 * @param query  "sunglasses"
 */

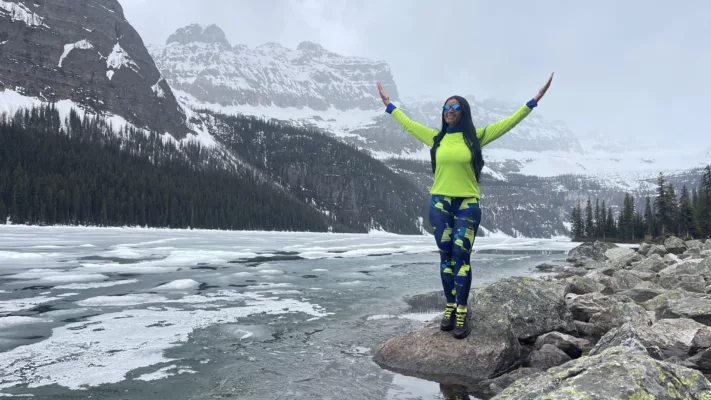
xmin=443 ymin=104 xmax=461 ymax=112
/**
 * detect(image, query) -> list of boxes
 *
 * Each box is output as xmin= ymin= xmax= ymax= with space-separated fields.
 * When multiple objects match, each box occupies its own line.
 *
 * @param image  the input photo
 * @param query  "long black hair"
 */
xmin=429 ymin=95 xmax=485 ymax=182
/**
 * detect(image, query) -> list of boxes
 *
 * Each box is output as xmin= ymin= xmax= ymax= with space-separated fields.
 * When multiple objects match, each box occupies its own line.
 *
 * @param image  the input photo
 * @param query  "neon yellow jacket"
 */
xmin=387 ymin=101 xmax=534 ymax=199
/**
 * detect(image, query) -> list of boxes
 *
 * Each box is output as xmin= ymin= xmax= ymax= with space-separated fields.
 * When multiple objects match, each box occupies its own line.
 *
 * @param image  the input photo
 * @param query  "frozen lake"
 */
xmin=0 ymin=226 xmax=577 ymax=399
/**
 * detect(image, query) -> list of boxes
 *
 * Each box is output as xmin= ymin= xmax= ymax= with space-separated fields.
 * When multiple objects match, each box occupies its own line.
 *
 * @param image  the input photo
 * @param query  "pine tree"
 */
xmin=665 ymin=184 xmax=679 ymax=236
xmin=606 ymin=207 xmax=616 ymax=238
xmin=0 ymin=198 xmax=6 ymax=224
xmin=655 ymin=173 xmax=671 ymax=235
xmin=701 ymin=165 xmax=711 ymax=238
xmin=643 ymin=197 xmax=655 ymax=238
xmin=600 ymin=200 xmax=607 ymax=239
xmin=571 ymin=205 xmax=582 ymax=239
xmin=619 ymin=193 xmax=635 ymax=240
xmin=585 ymin=199 xmax=594 ymax=238
xmin=678 ymin=185 xmax=698 ymax=239
xmin=594 ymin=199 xmax=601 ymax=238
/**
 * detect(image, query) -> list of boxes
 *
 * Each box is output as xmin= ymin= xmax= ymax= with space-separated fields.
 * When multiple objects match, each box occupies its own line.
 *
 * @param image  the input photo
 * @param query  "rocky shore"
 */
xmin=373 ymin=237 xmax=711 ymax=399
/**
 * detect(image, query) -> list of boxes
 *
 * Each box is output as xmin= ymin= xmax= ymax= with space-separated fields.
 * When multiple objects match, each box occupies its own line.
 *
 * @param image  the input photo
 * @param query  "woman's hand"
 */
xmin=377 ymin=82 xmax=390 ymax=106
xmin=533 ymin=72 xmax=554 ymax=103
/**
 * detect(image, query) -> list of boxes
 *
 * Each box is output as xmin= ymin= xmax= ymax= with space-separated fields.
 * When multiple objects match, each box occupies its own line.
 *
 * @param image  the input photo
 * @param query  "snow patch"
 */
xmin=151 ymin=79 xmax=166 ymax=98
xmin=106 ymin=70 xmax=114 ymax=80
xmin=0 ymin=292 xmax=327 ymax=390
xmin=153 ymin=279 xmax=200 ymax=291
xmin=0 ymin=1 xmax=48 ymax=28
xmin=106 ymin=42 xmax=140 ymax=74
xmin=58 ymin=39 xmax=94 ymax=67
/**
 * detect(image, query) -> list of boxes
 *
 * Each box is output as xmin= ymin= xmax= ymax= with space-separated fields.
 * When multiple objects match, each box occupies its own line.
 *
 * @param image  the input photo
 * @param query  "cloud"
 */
xmin=118 ymin=0 xmax=711 ymax=149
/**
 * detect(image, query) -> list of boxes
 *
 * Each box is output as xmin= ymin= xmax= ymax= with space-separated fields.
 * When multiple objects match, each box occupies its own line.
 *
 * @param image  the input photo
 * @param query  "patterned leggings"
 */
xmin=429 ymin=195 xmax=481 ymax=306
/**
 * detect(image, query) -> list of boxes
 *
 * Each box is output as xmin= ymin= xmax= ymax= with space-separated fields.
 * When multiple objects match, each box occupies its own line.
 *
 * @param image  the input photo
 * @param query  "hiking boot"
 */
xmin=440 ymin=304 xmax=456 ymax=331
xmin=453 ymin=307 xmax=470 ymax=339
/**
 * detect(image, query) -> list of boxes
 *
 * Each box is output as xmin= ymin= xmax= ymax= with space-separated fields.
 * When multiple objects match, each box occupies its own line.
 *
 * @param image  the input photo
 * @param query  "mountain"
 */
xmin=0 ymin=3 xmax=431 ymax=235
xmin=146 ymin=24 xmax=601 ymax=162
xmin=0 ymin=0 xmax=193 ymax=138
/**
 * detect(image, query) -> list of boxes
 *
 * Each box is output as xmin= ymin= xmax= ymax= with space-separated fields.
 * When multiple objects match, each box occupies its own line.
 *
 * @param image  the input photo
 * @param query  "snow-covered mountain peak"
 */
xmin=166 ymin=23 xmax=231 ymax=48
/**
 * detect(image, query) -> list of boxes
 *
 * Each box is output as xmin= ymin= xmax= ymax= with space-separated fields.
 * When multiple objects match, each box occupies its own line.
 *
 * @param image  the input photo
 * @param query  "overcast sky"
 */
xmin=119 ymin=0 xmax=710 ymax=148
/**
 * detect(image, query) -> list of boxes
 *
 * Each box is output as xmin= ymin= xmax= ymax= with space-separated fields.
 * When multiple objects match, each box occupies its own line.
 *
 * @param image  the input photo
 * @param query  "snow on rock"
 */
xmin=106 ymin=42 xmax=140 ymax=74
xmin=58 ymin=39 xmax=94 ymax=67
xmin=151 ymin=79 xmax=166 ymax=98
xmin=0 ymin=0 xmax=48 ymax=28
xmin=153 ymin=279 xmax=201 ymax=291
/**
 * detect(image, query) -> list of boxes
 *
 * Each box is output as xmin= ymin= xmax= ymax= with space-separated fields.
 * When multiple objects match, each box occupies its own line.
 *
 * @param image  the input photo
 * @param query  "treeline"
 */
xmin=0 ymin=104 xmax=341 ymax=231
xmin=570 ymin=167 xmax=711 ymax=241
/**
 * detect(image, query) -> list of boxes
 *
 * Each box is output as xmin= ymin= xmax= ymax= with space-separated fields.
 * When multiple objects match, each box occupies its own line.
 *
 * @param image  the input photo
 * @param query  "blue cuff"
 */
xmin=526 ymin=98 xmax=537 ymax=109
xmin=385 ymin=103 xmax=397 ymax=114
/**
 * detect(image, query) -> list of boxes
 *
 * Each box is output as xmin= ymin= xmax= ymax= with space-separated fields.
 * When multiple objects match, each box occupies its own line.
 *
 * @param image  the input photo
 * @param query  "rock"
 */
xmin=534 ymin=331 xmax=589 ymax=359
xmin=567 ymin=292 xmax=619 ymax=322
xmin=636 ymin=318 xmax=711 ymax=359
xmin=706 ymin=239 xmax=711 ymax=250
xmin=476 ymin=367 xmax=541 ymax=398
xmin=656 ymin=296 xmax=711 ymax=325
xmin=687 ymin=240 xmax=704 ymax=250
xmin=527 ymin=344 xmax=571 ymax=370
xmin=647 ymin=244 xmax=669 ymax=257
xmin=631 ymin=253 xmax=667 ymax=273
xmin=609 ymin=270 xmax=645 ymax=292
xmin=566 ymin=241 xmax=618 ymax=262
xmin=563 ymin=275 xmax=604 ymax=295
xmin=660 ymin=258 xmax=711 ymax=282
xmin=657 ymin=273 xmax=707 ymax=293
xmin=587 ymin=301 xmax=652 ymax=333
xmin=373 ymin=315 xmax=521 ymax=386
xmin=702 ymin=250 xmax=711 ymax=259
xmin=491 ymin=346 xmax=711 ymax=399
xmin=588 ymin=322 xmax=650 ymax=357
xmin=469 ymin=277 xmax=576 ymax=341
xmin=665 ymin=236 xmax=688 ymax=255
xmin=638 ymin=242 xmax=652 ymax=255
xmin=642 ymin=289 xmax=705 ymax=312
xmin=604 ymin=247 xmax=639 ymax=267
xmin=664 ymin=252 xmax=682 ymax=265
xmin=686 ymin=247 xmax=703 ymax=258
xmin=373 ymin=276 xmax=577 ymax=385
xmin=615 ymin=287 xmax=667 ymax=303
xmin=684 ymin=347 xmax=711 ymax=373
xmin=534 ymin=262 xmax=560 ymax=272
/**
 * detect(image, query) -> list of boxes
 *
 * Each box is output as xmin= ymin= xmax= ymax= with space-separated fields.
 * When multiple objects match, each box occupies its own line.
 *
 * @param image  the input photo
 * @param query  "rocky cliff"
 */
xmin=0 ymin=0 xmax=191 ymax=138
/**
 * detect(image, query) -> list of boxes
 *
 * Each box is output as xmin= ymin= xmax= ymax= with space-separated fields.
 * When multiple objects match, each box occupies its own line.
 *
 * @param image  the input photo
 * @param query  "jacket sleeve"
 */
xmin=476 ymin=99 xmax=537 ymax=147
xmin=387 ymin=104 xmax=438 ymax=147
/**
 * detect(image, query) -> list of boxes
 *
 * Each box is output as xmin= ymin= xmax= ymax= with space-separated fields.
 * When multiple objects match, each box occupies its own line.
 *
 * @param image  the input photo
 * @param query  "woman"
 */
xmin=377 ymin=73 xmax=554 ymax=339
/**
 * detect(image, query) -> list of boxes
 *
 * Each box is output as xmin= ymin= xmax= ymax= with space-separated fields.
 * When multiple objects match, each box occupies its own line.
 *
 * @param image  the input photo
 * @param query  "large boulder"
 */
xmin=534 ymin=331 xmax=589 ymax=359
xmin=636 ymin=318 xmax=711 ymax=359
xmin=631 ymin=253 xmax=667 ymax=273
xmin=605 ymin=247 xmax=644 ymax=268
xmin=588 ymin=322 xmax=654 ymax=358
xmin=372 ymin=315 xmax=521 ymax=387
xmin=656 ymin=296 xmax=711 ymax=325
xmin=665 ymin=236 xmax=688 ymax=255
xmin=468 ymin=277 xmax=576 ymax=341
xmin=492 ymin=346 xmax=711 ymax=399
xmin=566 ymin=241 xmax=618 ymax=262
xmin=526 ymin=344 xmax=571 ymax=370
xmin=373 ymin=277 xmax=576 ymax=387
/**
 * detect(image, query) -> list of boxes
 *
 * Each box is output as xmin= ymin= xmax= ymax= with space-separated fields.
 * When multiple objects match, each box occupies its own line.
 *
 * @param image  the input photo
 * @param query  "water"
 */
xmin=0 ymin=226 xmax=576 ymax=399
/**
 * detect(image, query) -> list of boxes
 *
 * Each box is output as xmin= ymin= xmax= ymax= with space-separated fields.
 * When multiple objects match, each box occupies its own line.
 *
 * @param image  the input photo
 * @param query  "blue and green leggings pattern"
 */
xmin=429 ymin=195 xmax=481 ymax=306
